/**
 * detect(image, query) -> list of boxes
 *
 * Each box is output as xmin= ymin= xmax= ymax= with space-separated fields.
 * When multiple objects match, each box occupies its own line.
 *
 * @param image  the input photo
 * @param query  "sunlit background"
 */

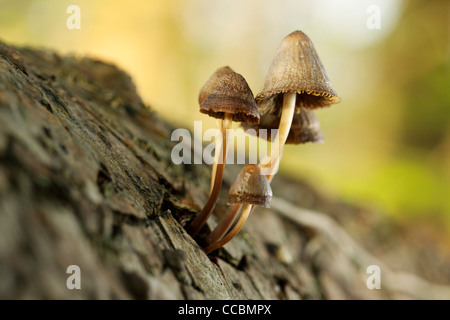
xmin=1 ymin=0 xmax=449 ymax=231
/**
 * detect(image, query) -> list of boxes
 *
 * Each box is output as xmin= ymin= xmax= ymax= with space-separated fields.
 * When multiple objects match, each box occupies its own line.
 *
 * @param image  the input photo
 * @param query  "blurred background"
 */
xmin=1 ymin=0 xmax=449 ymax=233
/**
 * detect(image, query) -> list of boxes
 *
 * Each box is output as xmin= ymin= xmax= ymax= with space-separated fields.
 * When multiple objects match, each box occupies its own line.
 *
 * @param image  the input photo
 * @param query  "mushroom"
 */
xmin=187 ymin=71 xmax=260 ymax=237
xmin=256 ymin=30 xmax=340 ymax=180
xmin=203 ymin=164 xmax=272 ymax=254
xmin=198 ymin=66 xmax=235 ymax=194
xmin=227 ymin=164 xmax=272 ymax=207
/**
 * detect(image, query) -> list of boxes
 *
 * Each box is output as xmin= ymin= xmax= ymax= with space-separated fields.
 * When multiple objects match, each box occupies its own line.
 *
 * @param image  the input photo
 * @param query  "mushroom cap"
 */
xmin=241 ymin=108 xmax=324 ymax=144
xmin=228 ymin=164 xmax=272 ymax=208
xmin=200 ymin=72 xmax=260 ymax=124
xmin=256 ymin=30 xmax=340 ymax=115
xmin=198 ymin=66 xmax=235 ymax=106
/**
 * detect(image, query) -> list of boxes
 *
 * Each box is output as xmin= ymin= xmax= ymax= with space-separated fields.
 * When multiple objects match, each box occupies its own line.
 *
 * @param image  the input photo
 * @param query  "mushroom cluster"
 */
xmin=188 ymin=30 xmax=340 ymax=254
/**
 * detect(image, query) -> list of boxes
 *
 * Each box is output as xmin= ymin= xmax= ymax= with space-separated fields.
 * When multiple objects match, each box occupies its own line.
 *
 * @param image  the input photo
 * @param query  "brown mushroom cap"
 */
xmin=200 ymin=72 xmax=260 ymax=124
xmin=241 ymin=108 xmax=324 ymax=144
xmin=228 ymin=164 xmax=272 ymax=208
xmin=256 ymin=30 xmax=340 ymax=115
xmin=198 ymin=66 xmax=235 ymax=106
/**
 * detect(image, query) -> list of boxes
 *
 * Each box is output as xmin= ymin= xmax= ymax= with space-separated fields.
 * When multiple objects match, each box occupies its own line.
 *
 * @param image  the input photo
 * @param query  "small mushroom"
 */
xmin=187 ymin=71 xmax=260 ymax=237
xmin=255 ymin=30 xmax=340 ymax=180
xmin=227 ymin=164 xmax=272 ymax=208
xmin=203 ymin=164 xmax=272 ymax=254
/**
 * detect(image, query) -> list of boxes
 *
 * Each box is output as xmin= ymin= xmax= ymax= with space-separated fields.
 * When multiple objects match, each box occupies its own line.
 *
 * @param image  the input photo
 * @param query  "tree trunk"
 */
xmin=0 ymin=41 xmax=449 ymax=299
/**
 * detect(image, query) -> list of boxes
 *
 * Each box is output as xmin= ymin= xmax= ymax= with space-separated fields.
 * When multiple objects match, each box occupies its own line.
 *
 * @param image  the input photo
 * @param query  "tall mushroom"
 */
xmin=187 ymin=71 xmax=260 ymax=237
xmin=256 ymin=30 xmax=340 ymax=180
xmin=203 ymin=164 xmax=272 ymax=254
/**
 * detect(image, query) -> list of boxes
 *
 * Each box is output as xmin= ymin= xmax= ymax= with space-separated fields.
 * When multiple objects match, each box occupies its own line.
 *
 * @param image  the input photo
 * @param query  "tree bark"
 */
xmin=0 ymin=41 xmax=448 ymax=299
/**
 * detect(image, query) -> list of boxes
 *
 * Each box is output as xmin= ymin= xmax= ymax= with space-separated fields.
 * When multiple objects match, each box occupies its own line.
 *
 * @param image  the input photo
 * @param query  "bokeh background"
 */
xmin=1 ymin=0 xmax=449 ymax=232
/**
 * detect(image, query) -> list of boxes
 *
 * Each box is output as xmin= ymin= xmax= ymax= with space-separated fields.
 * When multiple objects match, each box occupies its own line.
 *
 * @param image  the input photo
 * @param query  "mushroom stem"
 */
xmin=187 ymin=114 xmax=232 ymax=237
xmin=204 ymin=204 xmax=241 ymax=245
xmin=204 ymin=203 xmax=252 ymax=254
xmin=266 ymin=148 xmax=284 ymax=183
xmin=209 ymin=119 xmax=223 ymax=195
xmin=259 ymin=92 xmax=296 ymax=179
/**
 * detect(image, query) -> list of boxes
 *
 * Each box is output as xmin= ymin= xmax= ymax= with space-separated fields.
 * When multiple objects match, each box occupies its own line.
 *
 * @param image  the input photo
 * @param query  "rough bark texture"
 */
xmin=0 ymin=41 xmax=449 ymax=300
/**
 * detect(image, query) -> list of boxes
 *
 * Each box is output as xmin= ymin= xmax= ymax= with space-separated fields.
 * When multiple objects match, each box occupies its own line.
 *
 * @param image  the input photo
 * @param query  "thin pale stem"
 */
xmin=203 ymin=204 xmax=252 ymax=254
xmin=187 ymin=114 xmax=232 ymax=237
xmin=266 ymin=147 xmax=284 ymax=183
xmin=209 ymin=119 xmax=223 ymax=195
xmin=259 ymin=92 xmax=296 ymax=179
xmin=204 ymin=204 xmax=241 ymax=246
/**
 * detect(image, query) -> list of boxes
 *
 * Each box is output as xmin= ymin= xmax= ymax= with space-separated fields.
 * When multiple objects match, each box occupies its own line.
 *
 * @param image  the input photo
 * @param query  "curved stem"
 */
xmin=266 ymin=147 xmax=284 ymax=183
xmin=209 ymin=119 xmax=223 ymax=195
xmin=204 ymin=204 xmax=241 ymax=246
xmin=187 ymin=114 xmax=232 ymax=237
xmin=259 ymin=92 xmax=296 ymax=179
xmin=204 ymin=204 xmax=252 ymax=254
